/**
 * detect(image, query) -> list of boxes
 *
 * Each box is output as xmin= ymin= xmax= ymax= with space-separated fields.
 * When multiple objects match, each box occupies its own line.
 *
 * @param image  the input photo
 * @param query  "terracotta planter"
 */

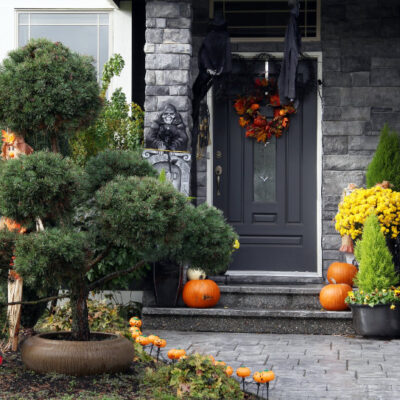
xmin=351 ymin=304 xmax=400 ymax=339
xmin=21 ymin=332 xmax=134 ymax=376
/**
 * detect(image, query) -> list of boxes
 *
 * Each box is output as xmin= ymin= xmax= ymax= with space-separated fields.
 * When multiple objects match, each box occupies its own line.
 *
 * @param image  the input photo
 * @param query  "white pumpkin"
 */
xmin=187 ymin=267 xmax=206 ymax=280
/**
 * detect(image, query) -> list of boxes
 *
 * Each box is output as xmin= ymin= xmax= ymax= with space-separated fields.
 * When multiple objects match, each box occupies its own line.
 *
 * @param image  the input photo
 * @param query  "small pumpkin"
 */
xmin=327 ymin=262 xmax=357 ymax=286
xmin=225 ymin=365 xmax=233 ymax=376
xmin=129 ymin=317 xmax=142 ymax=328
xmin=147 ymin=334 xmax=159 ymax=344
xmin=129 ymin=326 xmax=141 ymax=335
xmin=182 ymin=279 xmax=221 ymax=308
xmin=154 ymin=338 xmax=167 ymax=348
xmin=131 ymin=330 xmax=142 ymax=339
xmin=187 ymin=267 xmax=206 ymax=280
xmin=207 ymin=355 xmax=216 ymax=365
xmin=136 ymin=335 xmax=151 ymax=346
xmin=236 ymin=366 xmax=251 ymax=378
xmin=215 ymin=360 xmax=226 ymax=366
xmin=319 ymin=283 xmax=352 ymax=311
xmin=167 ymin=349 xmax=178 ymax=360
xmin=176 ymin=349 xmax=186 ymax=359
xmin=260 ymin=369 xmax=275 ymax=383
xmin=253 ymin=371 xmax=263 ymax=383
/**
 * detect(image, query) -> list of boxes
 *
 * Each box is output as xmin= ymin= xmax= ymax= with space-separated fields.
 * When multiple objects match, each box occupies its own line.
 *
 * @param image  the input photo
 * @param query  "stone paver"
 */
xmin=144 ymin=330 xmax=400 ymax=400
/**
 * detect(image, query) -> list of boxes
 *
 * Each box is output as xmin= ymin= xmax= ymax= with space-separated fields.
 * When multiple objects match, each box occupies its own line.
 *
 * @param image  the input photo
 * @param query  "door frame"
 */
xmin=206 ymin=51 xmax=323 ymax=278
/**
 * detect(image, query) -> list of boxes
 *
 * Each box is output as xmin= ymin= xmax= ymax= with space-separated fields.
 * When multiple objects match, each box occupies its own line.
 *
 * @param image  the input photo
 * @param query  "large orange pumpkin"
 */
xmin=182 ymin=279 xmax=220 ymax=308
xmin=319 ymin=283 xmax=352 ymax=311
xmin=327 ymin=262 xmax=358 ymax=286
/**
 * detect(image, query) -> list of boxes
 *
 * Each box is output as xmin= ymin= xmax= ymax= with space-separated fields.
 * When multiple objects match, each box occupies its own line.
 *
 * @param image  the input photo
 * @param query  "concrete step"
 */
xmin=218 ymin=284 xmax=324 ymax=310
xmin=211 ymin=274 xmax=324 ymax=285
xmin=142 ymin=307 xmax=354 ymax=335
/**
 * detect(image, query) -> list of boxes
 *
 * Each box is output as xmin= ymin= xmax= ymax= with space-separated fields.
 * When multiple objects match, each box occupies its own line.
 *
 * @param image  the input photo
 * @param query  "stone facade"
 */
xmin=144 ymin=0 xmax=193 ymax=145
xmin=145 ymin=0 xmax=400 ymax=277
xmin=320 ymin=0 xmax=400 ymax=273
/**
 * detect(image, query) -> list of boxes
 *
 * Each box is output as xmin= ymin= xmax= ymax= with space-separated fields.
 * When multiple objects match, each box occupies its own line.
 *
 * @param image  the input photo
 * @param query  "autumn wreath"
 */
xmin=233 ymin=78 xmax=296 ymax=143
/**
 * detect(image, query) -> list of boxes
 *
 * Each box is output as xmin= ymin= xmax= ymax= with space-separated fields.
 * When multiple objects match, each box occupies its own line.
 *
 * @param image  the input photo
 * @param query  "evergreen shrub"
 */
xmin=354 ymin=214 xmax=398 ymax=293
xmin=0 ymin=39 xmax=101 ymax=153
xmin=366 ymin=124 xmax=400 ymax=191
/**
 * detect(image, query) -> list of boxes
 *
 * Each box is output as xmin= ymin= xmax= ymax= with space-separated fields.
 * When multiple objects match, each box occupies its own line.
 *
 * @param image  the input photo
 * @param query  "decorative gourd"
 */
xmin=147 ymin=334 xmax=159 ymax=344
xmin=253 ymin=371 xmax=263 ymax=383
xmin=236 ymin=366 xmax=251 ymax=378
xmin=319 ymin=283 xmax=352 ymax=311
xmin=225 ymin=365 xmax=233 ymax=376
xmin=131 ymin=330 xmax=142 ymax=339
xmin=129 ymin=326 xmax=141 ymax=334
xmin=327 ymin=262 xmax=357 ymax=286
xmin=154 ymin=338 xmax=167 ymax=348
xmin=129 ymin=317 xmax=142 ymax=328
xmin=260 ymin=369 xmax=275 ymax=383
xmin=187 ymin=267 xmax=206 ymax=280
xmin=182 ymin=279 xmax=221 ymax=308
xmin=136 ymin=335 xmax=151 ymax=346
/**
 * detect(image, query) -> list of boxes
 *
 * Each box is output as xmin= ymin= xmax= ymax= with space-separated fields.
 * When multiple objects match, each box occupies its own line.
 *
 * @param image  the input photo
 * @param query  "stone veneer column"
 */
xmin=144 ymin=0 xmax=193 ymax=145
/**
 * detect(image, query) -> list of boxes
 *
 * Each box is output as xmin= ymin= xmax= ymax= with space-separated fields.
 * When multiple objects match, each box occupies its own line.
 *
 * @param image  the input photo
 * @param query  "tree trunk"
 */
xmin=70 ymin=282 xmax=90 ymax=341
xmin=50 ymin=135 xmax=59 ymax=153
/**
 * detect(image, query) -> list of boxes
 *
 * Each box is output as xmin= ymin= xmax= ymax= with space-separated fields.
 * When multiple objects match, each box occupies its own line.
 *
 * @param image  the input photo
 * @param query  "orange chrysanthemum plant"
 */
xmin=233 ymin=78 xmax=296 ymax=143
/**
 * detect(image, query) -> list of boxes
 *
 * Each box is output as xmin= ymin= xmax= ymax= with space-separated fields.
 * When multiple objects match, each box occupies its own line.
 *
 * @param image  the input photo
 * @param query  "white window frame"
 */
xmin=15 ymin=9 xmax=114 ymax=79
xmin=209 ymin=0 xmax=321 ymax=42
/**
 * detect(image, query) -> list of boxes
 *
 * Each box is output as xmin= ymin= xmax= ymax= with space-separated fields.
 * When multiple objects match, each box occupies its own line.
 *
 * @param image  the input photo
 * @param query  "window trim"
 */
xmin=209 ymin=0 xmax=321 ymax=42
xmin=15 ymin=9 xmax=114 ymax=79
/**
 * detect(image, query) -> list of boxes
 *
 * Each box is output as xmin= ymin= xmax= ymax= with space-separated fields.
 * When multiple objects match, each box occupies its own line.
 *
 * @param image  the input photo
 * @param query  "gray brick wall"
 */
xmin=321 ymin=0 xmax=400 ymax=275
xmin=144 ymin=0 xmax=193 ymax=143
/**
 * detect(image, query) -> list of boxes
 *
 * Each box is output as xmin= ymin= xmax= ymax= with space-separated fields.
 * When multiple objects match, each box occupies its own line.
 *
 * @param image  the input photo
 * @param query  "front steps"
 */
xmin=142 ymin=284 xmax=354 ymax=335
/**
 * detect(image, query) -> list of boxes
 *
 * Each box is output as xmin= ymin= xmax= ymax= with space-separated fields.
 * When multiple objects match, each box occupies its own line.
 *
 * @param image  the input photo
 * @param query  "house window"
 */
xmin=17 ymin=12 xmax=110 ymax=79
xmin=211 ymin=0 xmax=320 ymax=41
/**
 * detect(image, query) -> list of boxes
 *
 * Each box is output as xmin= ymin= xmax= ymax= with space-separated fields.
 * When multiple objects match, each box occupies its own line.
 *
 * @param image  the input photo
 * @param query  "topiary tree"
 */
xmin=0 ymin=150 xmax=237 ymax=341
xmin=0 ymin=39 xmax=102 ymax=153
xmin=366 ymin=124 xmax=400 ymax=191
xmin=354 ymin=214 xmax=399 ymax=293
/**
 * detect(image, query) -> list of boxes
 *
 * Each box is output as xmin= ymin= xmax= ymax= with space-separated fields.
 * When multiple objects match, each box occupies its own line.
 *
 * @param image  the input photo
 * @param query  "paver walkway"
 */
xmin=146 ymin=330 xmax=400 ymax=400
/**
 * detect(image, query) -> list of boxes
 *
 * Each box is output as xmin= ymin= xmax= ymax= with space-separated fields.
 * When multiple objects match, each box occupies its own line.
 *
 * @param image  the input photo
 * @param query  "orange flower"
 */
xmin=250 ymin=103 xmax=260 ymax=111
xmin=239 ymin=117 xmax=249 ymax=127
xmin=234 ymin=99 xmax=246 ymax=115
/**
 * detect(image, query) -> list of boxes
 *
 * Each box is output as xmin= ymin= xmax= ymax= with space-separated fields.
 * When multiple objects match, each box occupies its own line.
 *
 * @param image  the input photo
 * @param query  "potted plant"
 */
xmin=0 ymin=148 xmax=198 ymax=375
xmin=345 ymin=214 xmax=400 ymax=338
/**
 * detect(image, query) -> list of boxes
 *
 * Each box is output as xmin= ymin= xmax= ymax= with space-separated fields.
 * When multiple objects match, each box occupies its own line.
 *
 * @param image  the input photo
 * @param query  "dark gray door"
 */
xmin=213 ymin=59 xmax=317 ymax=272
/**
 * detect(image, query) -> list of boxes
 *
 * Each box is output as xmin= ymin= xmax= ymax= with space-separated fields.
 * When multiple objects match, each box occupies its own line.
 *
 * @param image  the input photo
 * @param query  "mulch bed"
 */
xmin=0 ymin=351 xmax=258 ymax=400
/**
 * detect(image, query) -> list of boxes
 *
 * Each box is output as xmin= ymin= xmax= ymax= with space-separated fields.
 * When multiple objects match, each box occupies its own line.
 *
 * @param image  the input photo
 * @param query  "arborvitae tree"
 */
xmin=354 ymin=214 xmax=398 ymax=293
xmin=366 ymin=124 xmax=400 ymax=191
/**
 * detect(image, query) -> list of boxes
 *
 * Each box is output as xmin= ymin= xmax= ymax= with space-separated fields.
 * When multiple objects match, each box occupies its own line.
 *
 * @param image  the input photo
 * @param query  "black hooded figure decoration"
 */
xmin=278 ymin=0 xmax=302 ymax=105
xmin=191 ymin=12 xmax=232 ymax=198
xmin=146 ymin=103 xmax=188 ymax=151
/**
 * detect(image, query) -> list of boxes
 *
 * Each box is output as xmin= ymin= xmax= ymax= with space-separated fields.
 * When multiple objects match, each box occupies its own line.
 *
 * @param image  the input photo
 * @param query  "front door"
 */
xmin=213 ymin=58 xmax=318 ymax=273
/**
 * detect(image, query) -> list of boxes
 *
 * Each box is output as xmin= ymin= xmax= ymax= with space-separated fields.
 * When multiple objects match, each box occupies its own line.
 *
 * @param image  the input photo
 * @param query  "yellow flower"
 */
xmin=391 ymin=304 xmax=396 ymax=310
xmin=233 ymin=239 xmax=240 ymax=250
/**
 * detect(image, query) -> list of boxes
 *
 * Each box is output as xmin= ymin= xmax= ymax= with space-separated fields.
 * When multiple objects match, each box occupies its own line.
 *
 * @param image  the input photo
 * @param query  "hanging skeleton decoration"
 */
xmin=278 ymin=0 xmax=302 ymax=105
xmin=191 ymin=12 xmax=232 ymax=197
xmin=1 ymin=130 xmax=33 ymax=351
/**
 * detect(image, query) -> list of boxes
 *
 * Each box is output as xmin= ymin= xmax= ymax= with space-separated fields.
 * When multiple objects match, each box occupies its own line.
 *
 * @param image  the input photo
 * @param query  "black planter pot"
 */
xmin=351 ymin=304 xmax=400 ymax=339
xmin=153 ymin=260 xmax=183 ymax=307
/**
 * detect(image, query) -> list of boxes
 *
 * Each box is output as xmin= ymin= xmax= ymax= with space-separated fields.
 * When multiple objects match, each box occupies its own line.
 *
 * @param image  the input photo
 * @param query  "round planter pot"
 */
xmin=21 ymin=332 xmax=134 ymax=376
xmin=351 ymin=304 xmax=400 ymax=339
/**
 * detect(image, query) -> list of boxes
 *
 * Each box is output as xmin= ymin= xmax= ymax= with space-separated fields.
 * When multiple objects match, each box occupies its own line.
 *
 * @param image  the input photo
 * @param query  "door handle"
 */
xmin=215 ymin=165 xmax=223 ymax=196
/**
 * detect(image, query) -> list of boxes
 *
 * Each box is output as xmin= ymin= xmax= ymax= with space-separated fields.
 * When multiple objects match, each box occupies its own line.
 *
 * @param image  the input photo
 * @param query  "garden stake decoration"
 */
xmin=253 ymin=369 xmax=275 ymax=399
xmin=1 ymin=129 xmax=33 ymax=352
xmin=236 ymin=366 xmax=251 ymax=391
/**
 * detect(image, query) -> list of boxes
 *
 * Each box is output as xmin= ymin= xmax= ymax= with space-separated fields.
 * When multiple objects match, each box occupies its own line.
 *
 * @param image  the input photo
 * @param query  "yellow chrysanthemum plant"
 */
xmin=335 ymin=185 xmax=400 ymax=243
